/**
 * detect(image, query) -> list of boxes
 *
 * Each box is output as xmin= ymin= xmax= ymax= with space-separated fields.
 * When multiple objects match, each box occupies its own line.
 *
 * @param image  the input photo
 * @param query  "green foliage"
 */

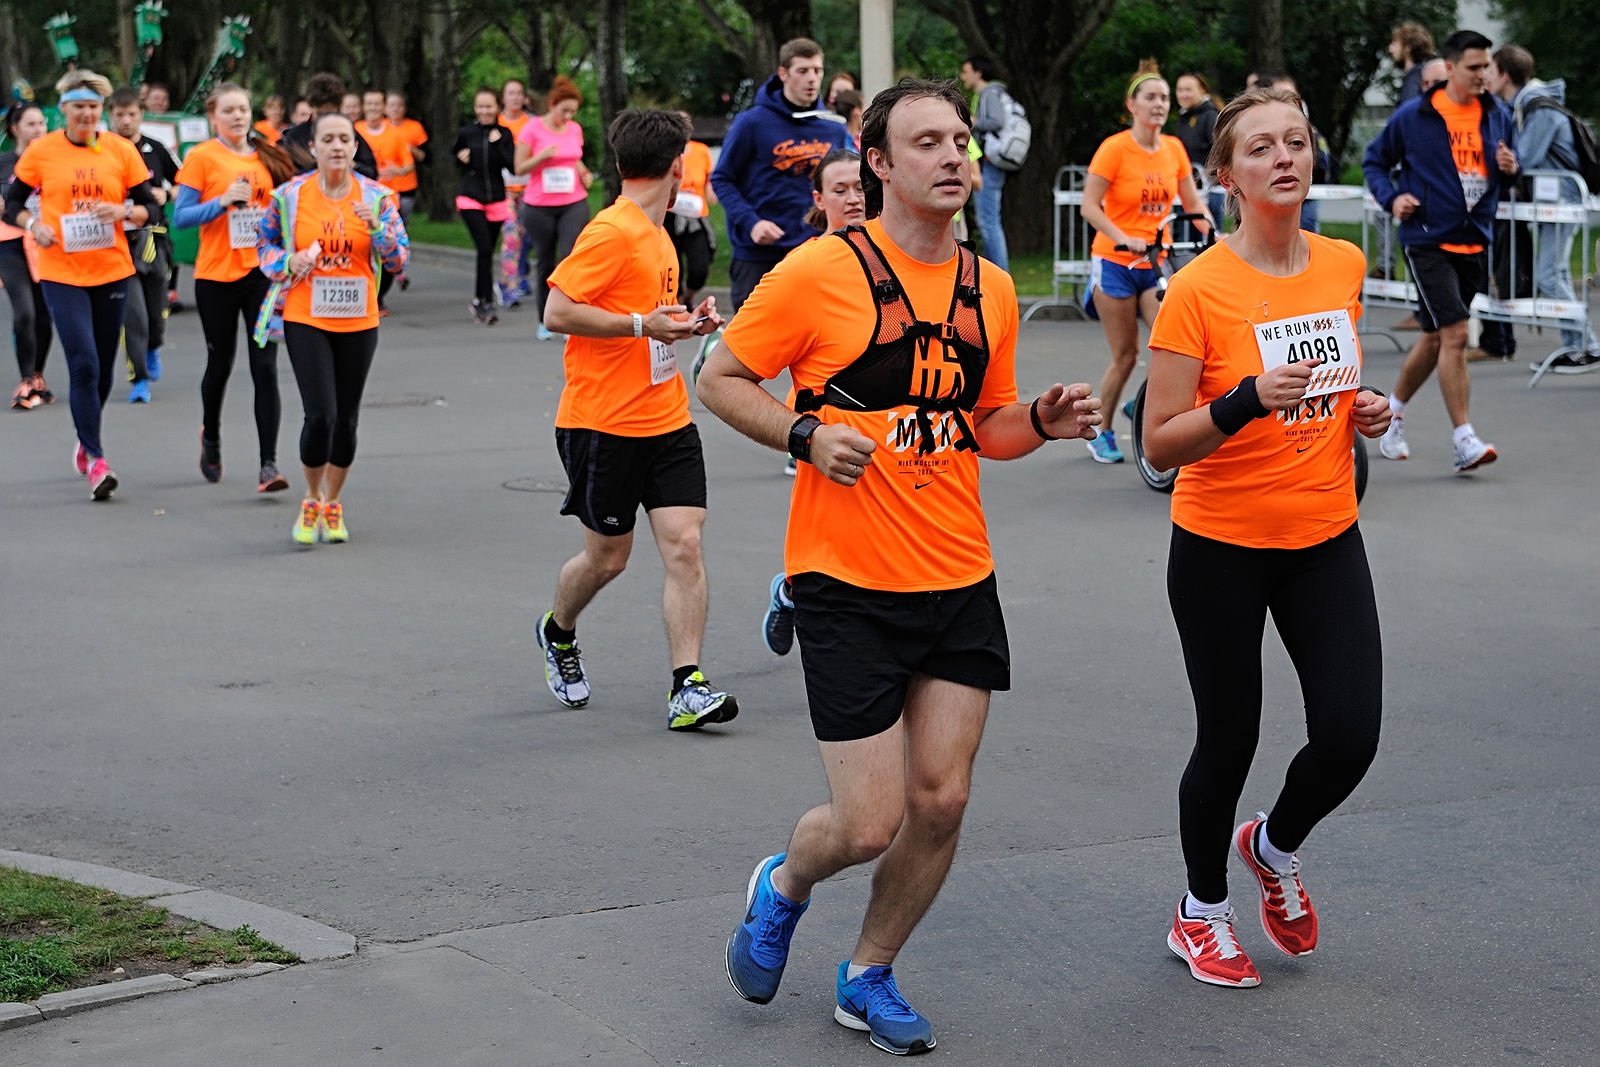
xmin=1495 ymin=0 xmax=1600 ymax=119
xmin=0 ymin=937 xmax=83 ymax=1002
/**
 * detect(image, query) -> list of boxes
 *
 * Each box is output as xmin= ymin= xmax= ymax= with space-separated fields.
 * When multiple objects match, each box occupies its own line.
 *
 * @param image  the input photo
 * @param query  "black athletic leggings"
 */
xmin=0 ymin=240 xmax=51 ymax=379
xmin=196 ymin=271 xmax=280 ymax=466
xmin=460 ymin=209 xmax=502 ymax=306
xmin=1168 ymin=522 xmax=1383 ymax=904
xmin=283 ymin=322 xmax=377 ymax=469
xmin=520 ymin=200 xmax=588 ymax=320
xmin=670 ymin=220 xmax=713 ymax=296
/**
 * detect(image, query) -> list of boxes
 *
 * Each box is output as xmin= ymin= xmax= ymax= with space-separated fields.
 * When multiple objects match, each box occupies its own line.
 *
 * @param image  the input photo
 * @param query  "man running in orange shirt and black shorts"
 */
xmin=698 ymin=78 xmax=1102 ymax=1056
xmin=536 ymin=108 xmax=733 ymax=733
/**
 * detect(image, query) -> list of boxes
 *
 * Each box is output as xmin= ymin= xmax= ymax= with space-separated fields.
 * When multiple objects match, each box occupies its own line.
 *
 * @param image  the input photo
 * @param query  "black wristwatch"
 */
xmin=788 ymin=414 xmax=823 ymax=463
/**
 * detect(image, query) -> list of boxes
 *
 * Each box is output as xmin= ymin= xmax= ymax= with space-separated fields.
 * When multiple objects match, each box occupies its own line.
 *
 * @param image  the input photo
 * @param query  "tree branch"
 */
xmin=923 ymin=0 xmax=998 ymax=70
xmin=1048 ymin=0 xmax=1119 ymax=86
xmin=693 ymin=0 xmax=754 ymax=69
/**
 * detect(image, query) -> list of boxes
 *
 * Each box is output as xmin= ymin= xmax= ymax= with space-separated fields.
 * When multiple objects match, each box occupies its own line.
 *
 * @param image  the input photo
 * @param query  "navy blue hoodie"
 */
xmin=711 ymin=74 xmax=852 ymax=265
xmin=1363 ymin=83 xmax=1516 ymax=249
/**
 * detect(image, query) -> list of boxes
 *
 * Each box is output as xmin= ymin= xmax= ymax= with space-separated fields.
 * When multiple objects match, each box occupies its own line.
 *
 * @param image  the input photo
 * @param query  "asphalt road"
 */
xmin=1 ymin=254 xmax=1595 ymax=1064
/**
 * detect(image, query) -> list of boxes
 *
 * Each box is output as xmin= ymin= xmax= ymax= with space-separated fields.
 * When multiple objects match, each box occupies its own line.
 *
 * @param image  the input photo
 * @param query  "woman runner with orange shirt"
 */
xmin=256 ymin=112 xmax=408 ymax=545
xmin=174 ymin=83 xmax=297 ymax=490
xmin=1142 ymin=87 xmax=1391 ymax=990
xmin=2 ymin=70 xmax=163 ymax=499
xmin=1081 ymin=62 xmax=1212 ymax=464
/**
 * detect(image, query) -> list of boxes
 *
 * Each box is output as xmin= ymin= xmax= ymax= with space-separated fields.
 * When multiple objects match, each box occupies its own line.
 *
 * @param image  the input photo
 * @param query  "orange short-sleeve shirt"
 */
xmin=1147 ymin=233 xmax=1367 ymax=549
xmin=1434 ymin=93 xmax=1487 ymax=254
xmin=499 ymin=112 xmax=531 ymax=194
xmin=283 ymin=180 xmax=382 ymax=332
xmin=722 ymin=219 xmax=1020 ymax=592
xmin=175 ymin=139 xmax=275 ymax=282
xmin=679 ymin=141 xmax=713 ymax=219
xmin=13 ymin=130 xmax=149 ymax=286
xmin=548 ymin=197 xmax=689 ymax=437
xmin=252 ymin=120 xmax=282 ymax=145
xmin=388 ymin=118 xmax=427 ymax=193
xmin=1088 ymin=130 xmax=1192 ymax=267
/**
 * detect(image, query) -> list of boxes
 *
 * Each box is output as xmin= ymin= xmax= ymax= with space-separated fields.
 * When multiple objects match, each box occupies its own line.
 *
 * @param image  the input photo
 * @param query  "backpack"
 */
xmin=1522 ymin=96 xmax=1600 ymax=196
xmin=983 ymin=86 xmax=1031 ymax=172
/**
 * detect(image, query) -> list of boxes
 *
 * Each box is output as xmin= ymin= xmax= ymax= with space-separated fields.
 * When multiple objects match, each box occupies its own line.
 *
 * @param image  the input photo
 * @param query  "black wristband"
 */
xmin=1209 ymin=376 xmax=1269 ymax=436
xmin=1357 ymin=385 xmax=1386 ymax=398
xmin=1028 ymin=397 xmax=1059 ymax=441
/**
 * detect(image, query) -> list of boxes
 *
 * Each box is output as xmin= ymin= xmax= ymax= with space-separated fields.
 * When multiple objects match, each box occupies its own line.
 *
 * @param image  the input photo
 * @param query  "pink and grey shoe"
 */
xmin=87 ymin=457 xmax=118 ymax=501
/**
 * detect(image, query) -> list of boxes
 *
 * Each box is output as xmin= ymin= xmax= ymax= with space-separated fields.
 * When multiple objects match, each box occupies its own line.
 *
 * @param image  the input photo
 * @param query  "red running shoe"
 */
xmin=1234 ymin=815 xmax=1318 ymax=956
xmin=1167 ymin=903 xmax=1261 ymax=988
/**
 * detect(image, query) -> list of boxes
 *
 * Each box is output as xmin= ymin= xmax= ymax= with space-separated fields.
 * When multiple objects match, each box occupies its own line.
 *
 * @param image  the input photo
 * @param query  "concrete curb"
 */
xmin=0 ymin=849 xmax=356 ymax=1031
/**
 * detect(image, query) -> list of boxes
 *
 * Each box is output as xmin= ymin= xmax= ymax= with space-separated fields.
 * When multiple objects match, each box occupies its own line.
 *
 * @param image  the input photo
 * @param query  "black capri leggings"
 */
xmin=1167 ymin=522 xmax=1383 ymax=904
xmin=0 ymin=240 xmax=51 ymax=379
xmin=283 ymin=322 xmax=378 ymax=469
xmin=520 ymin=199 xmax=589 ymax=320
xmin=196 ymin=271 xmax=280 ymax=466
xmin=460 ymin=208 xmax=502 ymax=306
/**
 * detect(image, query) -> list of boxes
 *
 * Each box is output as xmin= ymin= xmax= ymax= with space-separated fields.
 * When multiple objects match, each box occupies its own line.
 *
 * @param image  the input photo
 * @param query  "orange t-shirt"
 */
xmin=499 ymin=112 xmax=531 ymax=194
xmin=1435 ymin=93 xmax=1487 ymax=254
xmin=361 ymin=120 xmax=412 ymax=193
xmin=679 ymin=141 xmax=713 ymax=219
xmin=1147 ymin=233 xmax=1367 ymax=549
xmin=252 ymin=120 xmax=282 ymax=145
xmin=283 ymin=180 xmax=383 ymax=332
xmin=389 ymin=118 xmax=427 ymax=193
xmin=175 ymin=139 xmax=275 ymax=282
xmin=722 ymin=219 xmax=1020 ymax=592
xmin=1087 ymin=130 xmax=1192 ymax=267
xmin=13 ymin=130 xmax=149 ymax=286
xmin=548 ymin=197 xmax=689 ymax=437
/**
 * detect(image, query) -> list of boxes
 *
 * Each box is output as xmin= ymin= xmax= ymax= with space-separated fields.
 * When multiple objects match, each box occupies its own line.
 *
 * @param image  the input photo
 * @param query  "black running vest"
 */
xmin=793 ymin=226 xmax=990 ymax=455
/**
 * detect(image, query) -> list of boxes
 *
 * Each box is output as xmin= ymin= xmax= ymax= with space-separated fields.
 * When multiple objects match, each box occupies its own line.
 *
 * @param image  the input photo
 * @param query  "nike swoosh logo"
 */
xmin=1296 ymin=445 xmax=1311 ymax=453
xmin=914 ymin=481 xmax=932 ymax=490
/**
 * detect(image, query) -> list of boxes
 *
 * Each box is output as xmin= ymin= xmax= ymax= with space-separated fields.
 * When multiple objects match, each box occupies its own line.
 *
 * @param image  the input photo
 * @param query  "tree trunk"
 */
xmin=423 ymin=7 xmax=463 ymax=220
xmin=1249 ymin=0 xmax=1285 ymax=77
xmin=595 ymin=0 xmax=627 ymax=205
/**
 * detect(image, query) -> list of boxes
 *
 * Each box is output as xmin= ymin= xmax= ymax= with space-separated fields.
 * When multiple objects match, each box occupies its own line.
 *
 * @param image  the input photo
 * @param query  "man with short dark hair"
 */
xmin=1364 ymin=29 xmax=1519 ymax=473
xmin=106 ymin=86 xmax=177 ymax=399
xmin=280 ymin=73 xmax=378 ymax=179
xmin=700 ymin=78 xmax=1101 ymax=1056
xmin=537 ymin=109 xmax=735 ymax=732
xmin=711 ymin=37 xmax=851 ymax=310
xmin=959 ymin=55 xmax=1011 ymax=272
xmin=1488 ymin=44 xmax=1599 ymax=372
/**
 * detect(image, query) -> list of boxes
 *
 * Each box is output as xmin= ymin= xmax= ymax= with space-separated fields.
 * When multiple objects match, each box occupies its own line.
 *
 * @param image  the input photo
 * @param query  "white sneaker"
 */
xmin=1452 ymin=431 xmax=1497 ymax=473
xmin=1378 ymin=415 xmax=1409 ymax=460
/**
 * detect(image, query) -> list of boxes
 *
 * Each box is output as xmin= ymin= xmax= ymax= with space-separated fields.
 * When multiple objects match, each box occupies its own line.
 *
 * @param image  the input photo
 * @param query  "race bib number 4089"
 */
xmin=1253 ymin=308 xmax=1361 ymax=399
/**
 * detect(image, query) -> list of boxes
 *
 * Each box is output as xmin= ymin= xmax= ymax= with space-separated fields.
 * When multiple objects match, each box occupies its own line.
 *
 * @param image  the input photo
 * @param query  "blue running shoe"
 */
xmin=834 ymin=962 xmax=936 ymax=1055
xmin=128 ymin=380 xmax=151 ymax=404
xmin=763 ymin=573 xmax=795 ymax=656
xmin=1085 ymin=429 xmax=1124 ymax=464
xmin=146 ymin=348 xmax=162 ymax=382
xmin=726 ymin=853 xmax=808 ymax=1004
xmin=1121 ymin=397 xmax=1136 ymax=420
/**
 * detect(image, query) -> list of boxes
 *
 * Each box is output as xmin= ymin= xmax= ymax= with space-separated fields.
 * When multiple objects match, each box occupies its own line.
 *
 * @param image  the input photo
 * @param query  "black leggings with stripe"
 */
xmin=1168 ymin=522 xmax=1383 ymax=903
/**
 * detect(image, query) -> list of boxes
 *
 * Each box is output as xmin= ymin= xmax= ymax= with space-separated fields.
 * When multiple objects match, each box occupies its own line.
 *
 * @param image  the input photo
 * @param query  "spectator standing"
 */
xmin=1488 ymin=45 xmax=1598 ymax=372
xmin=1174 ymin=72 xmax=1223 ymax=237
xmin=959 ymin=55 xmax=1013 ymax=272
xmin=1363 ymin=29 xmax=1519 ymax=473
xmin=711 ymin=37 xmax=852 ymax=310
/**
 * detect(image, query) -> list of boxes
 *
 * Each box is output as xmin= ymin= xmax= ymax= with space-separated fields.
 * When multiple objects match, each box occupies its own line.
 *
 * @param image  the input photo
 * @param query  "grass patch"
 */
xmin=0 ymin=865 xmax=298 ymax=1002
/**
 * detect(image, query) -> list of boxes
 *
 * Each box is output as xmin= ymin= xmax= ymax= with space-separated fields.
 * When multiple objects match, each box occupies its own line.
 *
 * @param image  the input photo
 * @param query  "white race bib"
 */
xmin=669 ymin=191 xmax=704 ymax=218
xmin=229 ymin=207 xmax=266 ymax=249
xmin=649 ymin=337 xmax=678 ymax=385
xmin=541 ymin=166 xmax=577 ymax=195
xmin=1460 ymin=169 xmax=1487 ymax=211
xmin=121 ymin=199 xmax=137 ymax=232
xmin=311 ymin=275 xmax=368 ymax=318
xmin=1253 ymin=308 xmax=1362 ymax=399
xmin=60 ymin=211 xmax=115 ymax=254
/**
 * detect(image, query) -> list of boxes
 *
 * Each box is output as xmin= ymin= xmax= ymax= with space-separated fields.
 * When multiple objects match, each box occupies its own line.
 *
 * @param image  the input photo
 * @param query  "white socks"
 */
xmin=1255 ymin=820 xmax=1297 ymax=871
xmin=846 ymin=962 xmax=871 ymax=980
xmin=1388 ymin=395 xmax=1405 ymax=416
xmin=1183 ymin=892 xmax=1231 ymax=920
xmin=1452 ymin=422 xmax=1478 ymax=446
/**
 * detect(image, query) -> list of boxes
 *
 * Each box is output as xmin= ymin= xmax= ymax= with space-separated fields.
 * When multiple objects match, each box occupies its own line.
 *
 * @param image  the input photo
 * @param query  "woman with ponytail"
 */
xmin=173 ymin=82 xmax=297 ymax=492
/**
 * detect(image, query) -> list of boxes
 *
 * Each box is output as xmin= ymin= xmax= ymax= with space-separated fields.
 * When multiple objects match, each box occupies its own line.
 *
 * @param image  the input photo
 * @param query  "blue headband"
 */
xmin=59 ymin=88 xmax=103 ymax=104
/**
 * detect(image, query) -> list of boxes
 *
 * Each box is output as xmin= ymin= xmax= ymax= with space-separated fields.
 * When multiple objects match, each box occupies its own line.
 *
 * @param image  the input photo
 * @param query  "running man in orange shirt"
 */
xmin=1143 ymin=87 xmax=1392 ymax=989
xmin=535 ymin=109 xmax=730 ymax=732
xmin=698 ymin=79 xmax=1101 ymax=1056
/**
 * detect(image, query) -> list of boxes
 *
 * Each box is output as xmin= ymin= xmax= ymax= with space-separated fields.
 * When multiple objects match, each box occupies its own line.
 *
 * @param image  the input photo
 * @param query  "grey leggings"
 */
xmin=519 ymin=199 xmax=589 ymax=321
xmin=0 ymin=240 xmax=51 ymax=379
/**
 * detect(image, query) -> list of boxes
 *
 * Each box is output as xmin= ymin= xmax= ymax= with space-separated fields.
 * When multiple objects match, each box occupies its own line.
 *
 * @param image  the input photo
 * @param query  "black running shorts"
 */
xmin=555 ymin=424 xmax=707 ymax=536
xmin=1404 ymin=244 xmax=1486 ymax=332
xmin=792 ymin=571 xmax=1011 ymax=743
